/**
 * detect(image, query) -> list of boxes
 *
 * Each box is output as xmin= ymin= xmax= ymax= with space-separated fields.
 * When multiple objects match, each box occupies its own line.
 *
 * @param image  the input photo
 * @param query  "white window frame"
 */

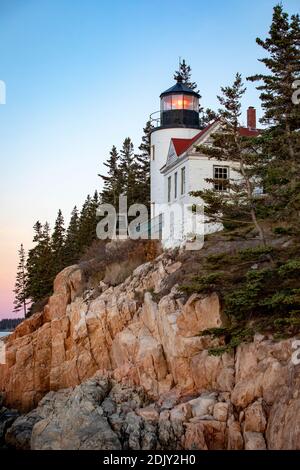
xmin=181 ymin=167 xmax=186 ymax=195
xmin=213 ymin=165 xmax=229 ymax=191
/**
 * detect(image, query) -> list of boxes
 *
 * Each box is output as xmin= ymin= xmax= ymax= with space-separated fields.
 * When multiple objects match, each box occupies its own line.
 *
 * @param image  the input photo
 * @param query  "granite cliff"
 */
xmin=0 ymin=249 xmax=299 ymax=449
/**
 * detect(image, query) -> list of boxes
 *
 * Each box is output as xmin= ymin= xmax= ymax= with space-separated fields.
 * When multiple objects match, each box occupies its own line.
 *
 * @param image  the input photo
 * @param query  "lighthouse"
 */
xmin=150 ymin=77 xmax=200 ymax=220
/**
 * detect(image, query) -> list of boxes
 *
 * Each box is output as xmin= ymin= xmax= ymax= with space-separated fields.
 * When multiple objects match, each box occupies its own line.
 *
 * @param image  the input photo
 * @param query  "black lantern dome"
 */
xmin=160 ymin=77 xmax=200 ymax=128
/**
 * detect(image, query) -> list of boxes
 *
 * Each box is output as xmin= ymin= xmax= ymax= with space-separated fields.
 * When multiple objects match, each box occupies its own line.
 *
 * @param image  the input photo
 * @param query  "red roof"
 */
xmin=238 ymin=127 xmax=260 ymax=137
xmin=171 ymin=121 xmax=260 ymax=157
xmin=171 ymin=138 xmax=194 ymax=157
xmin=171 ymin=120 xmax=218 ymax=157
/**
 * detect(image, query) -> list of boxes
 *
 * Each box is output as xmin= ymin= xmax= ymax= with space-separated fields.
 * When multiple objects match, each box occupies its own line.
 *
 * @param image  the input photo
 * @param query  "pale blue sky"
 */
xmin=0 ymin=0 xmax=299 ymax=318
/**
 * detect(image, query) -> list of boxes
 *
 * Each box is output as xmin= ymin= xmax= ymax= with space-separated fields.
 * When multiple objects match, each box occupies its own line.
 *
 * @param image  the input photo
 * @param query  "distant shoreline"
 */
xmin=0 ymin=331 xmax=11 ymax=338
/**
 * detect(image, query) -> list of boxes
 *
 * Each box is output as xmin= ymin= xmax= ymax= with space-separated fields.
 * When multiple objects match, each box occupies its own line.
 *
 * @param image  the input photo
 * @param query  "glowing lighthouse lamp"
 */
xmin=150 ymin=76 xmax=200 ymax=220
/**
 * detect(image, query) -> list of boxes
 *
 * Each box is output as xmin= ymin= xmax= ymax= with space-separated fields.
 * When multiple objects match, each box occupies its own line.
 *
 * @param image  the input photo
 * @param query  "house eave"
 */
xmin=161 ymin=151 xmax=209 ymax=174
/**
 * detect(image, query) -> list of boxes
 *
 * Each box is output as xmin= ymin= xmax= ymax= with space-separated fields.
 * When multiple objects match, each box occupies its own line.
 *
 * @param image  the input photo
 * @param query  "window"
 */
xmin=181 ymin=167 xmax=186 ymax=195
xmin=182 ymin=95 xmax=195 ymax=110
xmin=168 ymin=176 xmax=171 ymax=202
xmin=171 ymin=94 xmax=183 ymax=110
xmin=161 ymin=94 xmax=199 ymax=112
xmin=151 ymin=145 xmax=155 ymax=161
xmin=161 ymin=95 xmax=172 ymax=111
xmin=174 ymin=172 xmax=178 ymax=199
xmin=214 ymin=166 xmax=229 ymax=191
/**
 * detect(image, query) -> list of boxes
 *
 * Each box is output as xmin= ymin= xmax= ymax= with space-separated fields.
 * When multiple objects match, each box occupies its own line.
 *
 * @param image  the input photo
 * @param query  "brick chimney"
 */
xmin=247 ymin=106 xmax=256 ymax=129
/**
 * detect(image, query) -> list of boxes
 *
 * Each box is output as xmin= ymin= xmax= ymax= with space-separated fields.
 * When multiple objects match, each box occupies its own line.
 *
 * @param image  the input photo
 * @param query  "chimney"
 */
xmin=247 ymin=106 xmax=256 ymax=129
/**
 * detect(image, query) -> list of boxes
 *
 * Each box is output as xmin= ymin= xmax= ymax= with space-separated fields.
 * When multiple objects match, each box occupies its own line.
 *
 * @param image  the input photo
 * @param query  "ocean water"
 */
xmin=0 ymin=331 xmax=10 ymax=338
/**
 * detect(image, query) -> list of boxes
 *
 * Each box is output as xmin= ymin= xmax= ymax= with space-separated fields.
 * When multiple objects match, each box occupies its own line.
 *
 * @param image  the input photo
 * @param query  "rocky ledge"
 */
xmin=0 ymin=252 xmax=300 ymax=449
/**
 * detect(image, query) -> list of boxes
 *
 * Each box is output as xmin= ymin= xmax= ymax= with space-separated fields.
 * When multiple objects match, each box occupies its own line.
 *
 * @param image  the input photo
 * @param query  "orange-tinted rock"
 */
xmin=244 ymin=400 xmax=267 ymax=433
xmin=1 ymin=253 xmax=300 ymax=451
xmin=227 ymin=420 xmax=244 ymax=450
xmin=184 ymin=421 xmax=208 ymax=450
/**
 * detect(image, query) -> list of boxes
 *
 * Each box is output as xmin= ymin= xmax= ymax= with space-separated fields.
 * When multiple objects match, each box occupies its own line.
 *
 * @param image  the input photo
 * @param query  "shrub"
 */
xmin=273 ymin=226 xmax=293 ymax=235
xmin=180 ymin=272 xmax=225 ymax=295
xmin=79 ymin=239 xmax=161 ymax=289
xmin=237 ymin=245 xmax=273 ymax=261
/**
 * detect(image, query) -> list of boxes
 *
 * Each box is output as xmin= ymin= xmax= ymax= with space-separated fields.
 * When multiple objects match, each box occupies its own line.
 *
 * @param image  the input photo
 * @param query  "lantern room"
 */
xmin=160 ymin=77 xmax=200 ymax=128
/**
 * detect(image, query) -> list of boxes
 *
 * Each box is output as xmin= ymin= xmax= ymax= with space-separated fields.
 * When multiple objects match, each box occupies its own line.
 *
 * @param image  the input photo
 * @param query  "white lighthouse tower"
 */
xmin=150 ymin=77 xmax=201 ymax=221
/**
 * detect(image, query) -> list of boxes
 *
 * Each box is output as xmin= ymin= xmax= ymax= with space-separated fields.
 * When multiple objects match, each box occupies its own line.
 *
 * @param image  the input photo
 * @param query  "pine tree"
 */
xmin=247 ymin=4 xmax=300 ymax=224
xmin=64 ymin=206 xmax=80 ymax=265
xmin=174 ymin=59 xmax=198 ymax=91
xmin=77 ymin=192 xmax=99 ymax=253
xmin=99 ymin=146 xmax=121 ymax=206
xmin=26 ymin=221 xmax=53 ymax=305
xmin=135 ymin=120 xmax=153 ymax=209
xmin=173 ymin=59 xmax=217 ymax=129
xmin=13 ymin=244 xmax=28 ymax=316
xmin=191 ymin=73 xmax=267 ymax=244
xmin=138 ymin=120 xmax=153 ymax=160
xmin=51 ymin=209 xmax=66 ymax=275
xmin=91 ymin=190 xmax=100 ymax=237
xmin=199 ymin=108 xmax=218 ymax=128
xmin=119 ymin=137 xmax=139 ymax=207
xmin=78 ymin=195 xmax=92 ymax=252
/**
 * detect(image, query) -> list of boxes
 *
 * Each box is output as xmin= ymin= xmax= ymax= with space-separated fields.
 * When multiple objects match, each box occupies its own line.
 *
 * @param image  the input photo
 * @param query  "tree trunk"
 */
xmin=285 ymin=119 xmax=296 ymax=190
xmin=240 ymin=160 xmax=266 ymax=246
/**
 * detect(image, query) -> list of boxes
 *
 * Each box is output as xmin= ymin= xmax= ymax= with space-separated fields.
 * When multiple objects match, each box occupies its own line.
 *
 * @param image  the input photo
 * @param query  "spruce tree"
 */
xmin=173 ymin=59 xmax=217 ymax=129
xmin=13 ymin=244 xmax=28 ymax=316
xmin=119 ymin=137 xmax=139 ymax=207
xmin=90 ymin=190 xmax=100 ymax=237
xmin=78 ymin=195 xmax=92 ymax=252
xmin=99 ymin=146 xmax=121 ymax=206
xmin=64 ymin=206 xmax=80 ymax=265
xmin=26 ymin=221 xmax=53 ymax=305
xmin=51 ymin=209 xmax=66 ymax=275
xmin=135 ymin=120 xmax=153 ymax=209
xmin=174 ymin=59 xmax=198 ymax=91
xmin=247 ymin=4 xmax=300 ymax=224
xmin=191 ymin=73 xmax=267 ymax=244
xmin=77 ymin=192 xmax=99 ymax=253
xmin=138 ymin=120 xmax=153 ymax=161
xmin=199 ymin=108 xmax=218 ymax=128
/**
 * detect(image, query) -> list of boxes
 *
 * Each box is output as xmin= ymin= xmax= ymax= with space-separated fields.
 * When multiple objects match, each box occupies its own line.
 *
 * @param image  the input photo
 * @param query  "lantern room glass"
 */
xmin=162 ymin=95 xmax=172 ymax=111
xmin=161 ymin=94 xmax=198 ymax=112
xmin=171 ymin=95 xmax=184 ymax=109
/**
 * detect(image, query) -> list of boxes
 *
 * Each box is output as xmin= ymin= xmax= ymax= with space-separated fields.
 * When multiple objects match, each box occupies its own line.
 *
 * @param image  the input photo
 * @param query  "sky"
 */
xmin=0 ymin=0 xmax=299 ymax=320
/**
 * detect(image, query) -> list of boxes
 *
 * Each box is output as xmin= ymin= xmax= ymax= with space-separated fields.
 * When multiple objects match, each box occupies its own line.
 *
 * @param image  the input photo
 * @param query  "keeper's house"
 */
xmin=149 ymin=77 xmax=259 ymax=246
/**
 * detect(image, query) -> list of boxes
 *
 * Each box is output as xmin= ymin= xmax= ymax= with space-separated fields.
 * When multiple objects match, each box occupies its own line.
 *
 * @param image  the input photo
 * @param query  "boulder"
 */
xmin=227 ymin=420 xmax=244 ymax=450
xmin=244 ymin=400 xmax=267 ymax=433
xmin=0 ymin=407 xmax=19 ymax=447
xmin=244 ymin=431 xmax=266 ymax=450
xmin=213 ymin=402 xmax=229 ymax=422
